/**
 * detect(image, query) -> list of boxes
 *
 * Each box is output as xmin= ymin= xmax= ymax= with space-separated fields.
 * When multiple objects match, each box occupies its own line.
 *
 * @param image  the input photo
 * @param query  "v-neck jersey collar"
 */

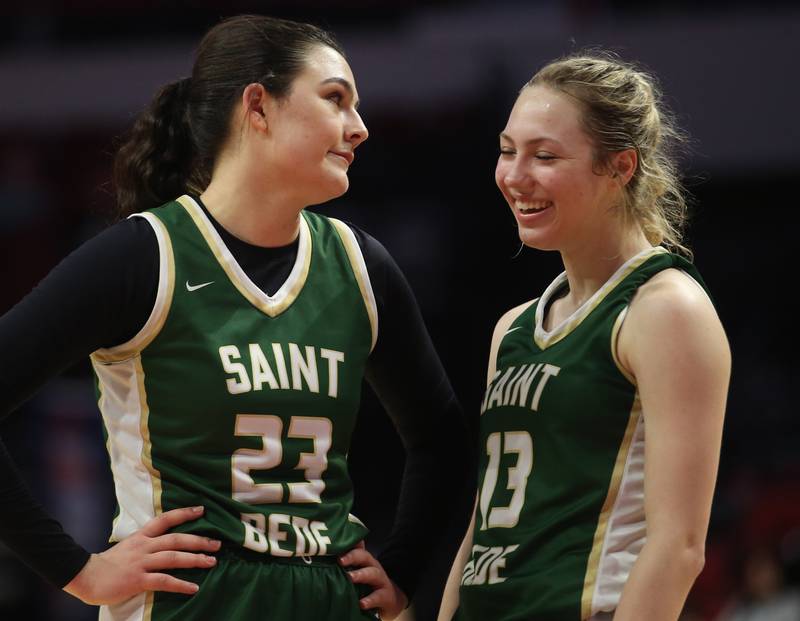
xmin=176 ymin=195 xmax=312 ymax=318
xmin=533 ymin=246 xmax=668 ymax=350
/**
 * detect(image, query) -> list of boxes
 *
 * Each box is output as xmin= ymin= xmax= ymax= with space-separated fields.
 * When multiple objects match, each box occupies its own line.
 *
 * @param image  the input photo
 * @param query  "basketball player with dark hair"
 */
xmin=0 ymin=14 xmax=472 ymax=621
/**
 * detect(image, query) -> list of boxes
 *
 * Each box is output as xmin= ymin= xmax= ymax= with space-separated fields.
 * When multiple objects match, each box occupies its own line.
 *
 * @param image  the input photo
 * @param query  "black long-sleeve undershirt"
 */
xmin=0 ymin=200 xmax=470 ymax=601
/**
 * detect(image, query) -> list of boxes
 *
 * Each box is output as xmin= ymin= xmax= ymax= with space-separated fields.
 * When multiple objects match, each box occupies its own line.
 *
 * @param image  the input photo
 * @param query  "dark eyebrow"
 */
xmin=320 ymin=77 xmax=360 ymax=110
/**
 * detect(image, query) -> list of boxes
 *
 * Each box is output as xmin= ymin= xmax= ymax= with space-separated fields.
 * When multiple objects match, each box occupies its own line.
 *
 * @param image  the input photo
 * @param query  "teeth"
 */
xmin=516 ymin=200 xmax=551 ymax=214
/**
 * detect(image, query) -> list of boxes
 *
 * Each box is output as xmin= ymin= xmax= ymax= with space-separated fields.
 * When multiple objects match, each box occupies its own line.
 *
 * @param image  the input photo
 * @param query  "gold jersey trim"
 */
xmin=581 ymin=396 xmax=643 ymax=618
xmin=96 ymin=377 xmax=122 ymax=538
xmin=329 ymin=218 xmax=379 ymax=352
xmin=92 ymin=212 xmax=175 ymax=364
xmin=609 ymin=266 xmax=710 ymax=388
xmin=92 ymin=355 xmax=163 ymax=546
xmin=135 ymin=355 xmax=163 ymax=520
xmin=534 ymin=246 xmax=667 ymax=350
xmin=144 ymin=592 xmax=154 ymax=621
xmin=610 ymin=307 xmax=636 ymax=385
xmin=176 ymin=195 xmax=312 ymax=318
xmin=482 ymin=298 xmax=539 ymax=416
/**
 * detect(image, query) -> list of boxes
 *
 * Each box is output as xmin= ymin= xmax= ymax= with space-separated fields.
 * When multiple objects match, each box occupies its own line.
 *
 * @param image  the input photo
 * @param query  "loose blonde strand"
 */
xmin=527 ymin=51 xmax=692 ymax=259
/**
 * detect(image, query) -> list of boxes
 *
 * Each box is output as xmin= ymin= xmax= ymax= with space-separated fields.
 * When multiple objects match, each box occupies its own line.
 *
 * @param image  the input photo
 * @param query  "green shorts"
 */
xmin=99 ymin=547 xmax=378 ymax=621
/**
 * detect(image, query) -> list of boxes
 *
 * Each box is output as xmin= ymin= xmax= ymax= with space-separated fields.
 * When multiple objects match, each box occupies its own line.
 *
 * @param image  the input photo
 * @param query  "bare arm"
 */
xmin=613 ymin=270 xmax=730 ymax=621
xmin=438 ymin=500 xmax=476 ymax=621
xmin=438 ymin=299 xmax=535 ymax=621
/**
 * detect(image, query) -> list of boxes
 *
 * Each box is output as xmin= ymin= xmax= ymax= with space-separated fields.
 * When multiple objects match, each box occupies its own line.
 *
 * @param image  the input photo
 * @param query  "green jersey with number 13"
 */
xmin=456 ymin=247 xmax=710 ymax=621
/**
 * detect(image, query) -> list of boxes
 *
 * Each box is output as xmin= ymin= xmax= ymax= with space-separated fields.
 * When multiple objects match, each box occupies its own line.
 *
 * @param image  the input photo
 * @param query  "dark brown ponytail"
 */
xmin=113 ymin=77 xmax=195 ymax=217
xmin=112 ymin=15 xmax=343 ymax=218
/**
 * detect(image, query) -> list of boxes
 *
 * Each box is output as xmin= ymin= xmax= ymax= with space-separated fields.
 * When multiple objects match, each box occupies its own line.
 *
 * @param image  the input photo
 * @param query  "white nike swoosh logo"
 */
xmin=186 ymin=280 xmax=214 ymax=292
xmin=504 ymin=326 xmax=523 ymax=336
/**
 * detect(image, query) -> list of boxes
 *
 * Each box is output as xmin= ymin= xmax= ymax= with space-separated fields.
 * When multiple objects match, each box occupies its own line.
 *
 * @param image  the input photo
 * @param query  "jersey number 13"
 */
xmin=478 ymin=431 xmax=533 ymax=530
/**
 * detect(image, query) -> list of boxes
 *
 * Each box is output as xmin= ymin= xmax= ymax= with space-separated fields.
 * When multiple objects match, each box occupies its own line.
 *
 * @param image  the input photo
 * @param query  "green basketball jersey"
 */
xmin=90 ymin=196 xmax=378 ymax=614
xmin=456 ymin=247 xmax=709 ymax=621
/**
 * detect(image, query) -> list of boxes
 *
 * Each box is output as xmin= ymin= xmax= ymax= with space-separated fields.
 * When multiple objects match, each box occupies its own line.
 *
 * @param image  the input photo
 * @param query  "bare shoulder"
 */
xmin=619 ymin=268 xmax=730 ymax=378
xmin=629 ymin=268 xmax=718 ymax=324
xmin=493 ymin=298 xmax=537 ymax=337
xmin=486 ymin=298 xmax=537 ymax=384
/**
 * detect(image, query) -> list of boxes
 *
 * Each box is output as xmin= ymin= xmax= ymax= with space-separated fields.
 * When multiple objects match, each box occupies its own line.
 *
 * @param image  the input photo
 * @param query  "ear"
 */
xmin=610 ymin=148 xmax=637 ymax=185
xmin=242 ymin=83 xmax=269 ymax=132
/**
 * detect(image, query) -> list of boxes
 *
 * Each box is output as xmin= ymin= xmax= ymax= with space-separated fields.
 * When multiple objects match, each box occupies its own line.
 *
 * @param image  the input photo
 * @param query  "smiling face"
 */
xmin=495 ymin=85 xmax=621 ymax=252
xmin=262 ymin=45 xmax=368 ymax=206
